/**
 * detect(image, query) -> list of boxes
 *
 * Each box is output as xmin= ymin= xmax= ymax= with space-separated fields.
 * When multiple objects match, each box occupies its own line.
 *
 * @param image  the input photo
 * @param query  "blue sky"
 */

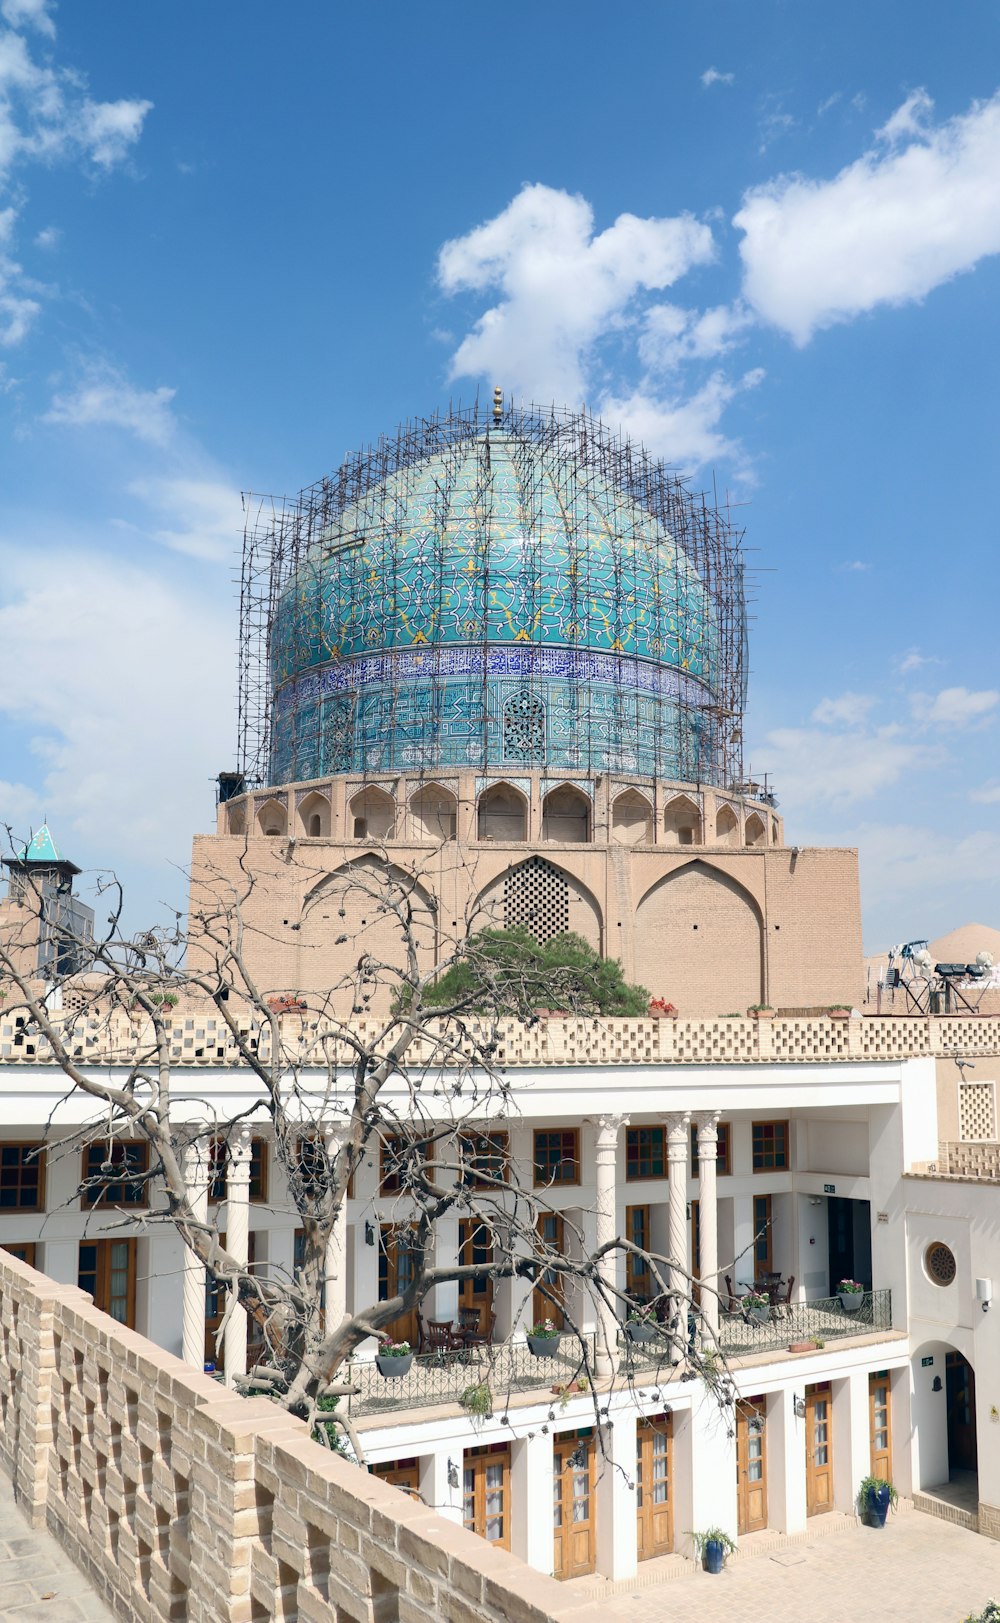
xmin=1 ymin=0 xmax=999 ymax=949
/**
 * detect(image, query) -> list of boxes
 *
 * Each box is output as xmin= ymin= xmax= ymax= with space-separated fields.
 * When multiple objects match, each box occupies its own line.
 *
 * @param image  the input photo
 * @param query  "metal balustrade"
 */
xmin=345 ymin=1292 xmax=893 ymax=1420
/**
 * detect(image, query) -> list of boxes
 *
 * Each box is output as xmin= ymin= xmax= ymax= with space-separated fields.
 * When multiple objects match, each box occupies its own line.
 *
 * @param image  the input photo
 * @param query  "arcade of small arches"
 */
xmin=228 ymin=780 xmax=780 ymax=852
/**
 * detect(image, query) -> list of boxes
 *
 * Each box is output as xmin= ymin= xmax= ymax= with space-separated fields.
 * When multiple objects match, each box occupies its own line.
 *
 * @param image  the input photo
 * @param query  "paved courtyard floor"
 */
xmin=0 ymin=1472 xmax=116 ymax=1623
xmin=573 ymin=1507 xmax=1000 ymax=1623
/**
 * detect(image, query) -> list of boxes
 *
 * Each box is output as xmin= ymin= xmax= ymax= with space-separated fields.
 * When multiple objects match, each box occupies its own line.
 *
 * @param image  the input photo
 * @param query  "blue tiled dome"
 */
xmin=268 ymin=427 xmax=736 ymax=784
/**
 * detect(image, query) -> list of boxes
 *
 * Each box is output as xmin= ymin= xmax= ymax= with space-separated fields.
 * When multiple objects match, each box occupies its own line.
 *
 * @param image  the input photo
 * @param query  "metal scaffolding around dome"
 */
xmin=237 ymin=400 xmax=749 ymax=797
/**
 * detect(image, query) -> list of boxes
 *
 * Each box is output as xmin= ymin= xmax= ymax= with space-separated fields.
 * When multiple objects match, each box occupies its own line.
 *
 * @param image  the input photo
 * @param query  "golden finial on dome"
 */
xmin=492 ymin=385 xmax=503 ymax=426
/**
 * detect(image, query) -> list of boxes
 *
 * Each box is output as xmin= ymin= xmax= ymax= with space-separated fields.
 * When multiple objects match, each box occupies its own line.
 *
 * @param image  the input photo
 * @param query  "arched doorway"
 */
xmin=911 ymin=1339 xmax=979 ymax=1519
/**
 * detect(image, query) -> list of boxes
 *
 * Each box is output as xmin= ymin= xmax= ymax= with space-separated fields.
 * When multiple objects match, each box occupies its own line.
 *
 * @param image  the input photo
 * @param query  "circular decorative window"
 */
xmin=925 ymin=1241 xmax=957 ymax=1286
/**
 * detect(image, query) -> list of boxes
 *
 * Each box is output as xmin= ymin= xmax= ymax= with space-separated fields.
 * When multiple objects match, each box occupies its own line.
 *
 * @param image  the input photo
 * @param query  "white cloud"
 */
xmin=437 ymin=183 xmax=715 ymax=403
xmin=0 ymin=547 xmax=231 ymax=867
xmin=811 ymin=693 xmax=875 ymax=727
xmin=600 ymin=368 xmax=764 ymax=475
xmin=701 ymin=68 xmax=734 ymax=88
xmin=970 ymin=782 xmax=1000 ymax=806
xmin=639 ymin=300 xmax=752 ymax=371
xmin=32 ymin=222 xmax=59 ymax=248
xmin=853 ymin=821 xmax=1000 ymax=912
xmin=44 ymin=359 xmax=177 ymax=445
xmin=895 ymin=647 xmax=943 ymax=675
xmin=837 ymin=559 xmax=870 ymax=574
xmin=910 ymin=685 xmax=999 ymax=729
xmin=75 ymin=97 xmax=152 ymax=169
xmin=125 ymin=477 xmax=243 ymax=563
xmin=760 ymin=722 xmax=941 ymax=807
xmin=0 ymin=0 xmax=55 ymax=36
xmin=735 ymin=89 xmax=1000 ymax=343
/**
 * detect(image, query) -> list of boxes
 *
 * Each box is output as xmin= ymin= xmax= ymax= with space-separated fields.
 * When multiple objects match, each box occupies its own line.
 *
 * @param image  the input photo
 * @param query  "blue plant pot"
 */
xmin=865 ymin=1484 xmax=891 ymax=1527
xmin=704 ymin=1539 xmax=725 ymax=1574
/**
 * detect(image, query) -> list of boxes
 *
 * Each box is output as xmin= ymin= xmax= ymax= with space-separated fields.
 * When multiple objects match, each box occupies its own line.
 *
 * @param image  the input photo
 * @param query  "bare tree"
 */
xmin=0 ymin=832 xmax=740 ymax=1457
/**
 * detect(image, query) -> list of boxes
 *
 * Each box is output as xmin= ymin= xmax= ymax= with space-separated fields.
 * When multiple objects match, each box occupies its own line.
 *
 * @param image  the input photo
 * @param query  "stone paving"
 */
xmin=0 ymin=1472 xmax=117 ymax=1623
xmin=573 ymin=1508 xmax=1000 ymax=1623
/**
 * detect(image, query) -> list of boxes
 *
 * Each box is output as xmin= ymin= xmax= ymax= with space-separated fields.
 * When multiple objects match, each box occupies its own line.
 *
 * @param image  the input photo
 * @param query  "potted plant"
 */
xmin=743 ymin=1289 xmax=770 ymax=1325
xmin=856 ymin=1473 xmax=897 ymax=1528
xmin=460 ymin=1381 xmax=493 ymax=1420
xmin=827 ymin=1004 xmax=852 ymax=1021
xmin=647 ymin=998 xmax=677 ymax=1018
xmin=526 ymin=1318 xmax=562 ymax=1357
xmin=837 ymin=1278 xmax=864 ymax=1312
xmin=746 ymin=1004 xmax=774 ymax=1020
xmin=625 ymin=1305 xmax=659 ymax=1343
xmin=690 ymin=1526 xmax=737 ymax=1574
xmin=374 ymin=1338 xmax=414 ymax=1378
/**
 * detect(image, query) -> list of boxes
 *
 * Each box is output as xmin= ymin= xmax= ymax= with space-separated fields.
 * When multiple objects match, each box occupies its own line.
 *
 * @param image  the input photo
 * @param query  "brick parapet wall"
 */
xmin=2 ymin=1011 xmax=999 ymax=1068
xmin=0 ymin=1251 xmax=585 ymax=1623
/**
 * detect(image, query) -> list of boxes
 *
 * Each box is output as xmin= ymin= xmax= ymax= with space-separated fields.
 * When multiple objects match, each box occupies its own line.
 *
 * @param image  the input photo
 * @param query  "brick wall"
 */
xmin=0 ymin=1251 xmax=583 ymax=1623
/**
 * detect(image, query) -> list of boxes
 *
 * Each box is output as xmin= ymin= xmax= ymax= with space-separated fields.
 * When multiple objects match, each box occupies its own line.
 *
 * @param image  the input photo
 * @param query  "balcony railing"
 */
xmin=347 ymin=1333 xmax=597 ymax=1420
xmin=345 ymin=1291 xmax=892 ymax=1420
xmin=626 ymin=1289 xmax=893 ymax=1367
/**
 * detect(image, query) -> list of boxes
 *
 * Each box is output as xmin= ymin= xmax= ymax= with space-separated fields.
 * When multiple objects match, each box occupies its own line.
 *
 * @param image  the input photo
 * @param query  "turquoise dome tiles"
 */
xmin=268 ymin=426 xmax=733 ymax=784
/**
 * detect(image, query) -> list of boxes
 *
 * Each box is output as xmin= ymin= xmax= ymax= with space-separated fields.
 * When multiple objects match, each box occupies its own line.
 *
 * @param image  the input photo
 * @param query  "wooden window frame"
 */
xmin=463 ymin=1444 xmax=511 ymax=1550
xmin=533 ymin=1128 xmax=580 ymax=1187
xmin=80 ymin=1141 xmax=150 ymax=1209
xmin=0 ymin=1140 xmax=46 ymax=1211
xmin=625 ymin=1126 xmax=666 ymax=1182
xmin=752 ymin=1119 xmax=790 ymax=1173
xmin=458 ymin=1131 xmax=510 ymax=1188
xmin=77 ymin=1237 xmax=138 ymax=1327
xmin=209 ymin=1137 xmax=269 ymax=1204
xmin=379 ymin=1133 xmax=434 ymax=1196
xmin=691 ymin=1122 xmax=731 ymax=1177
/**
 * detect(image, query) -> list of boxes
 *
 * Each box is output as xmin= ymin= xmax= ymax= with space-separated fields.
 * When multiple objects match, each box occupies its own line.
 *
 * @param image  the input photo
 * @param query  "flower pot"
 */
xmin=865 ymin=1483 xmax=891 ymax=1528
xmin=838 ymin=1291 xmax=863 ymax=1312
xmin=828 ymin=1009 xmax=851 ymax=1021
xmin=704 ymin=1539 xmax=726 ymax=1574
xmin=748 ymin=1305 xmax=770 ymax=1325
xmin=788 ymin=1340 xmax=816 ymax=1354
xmin=375 ymin=1353 xmax=414 ymax=1378
xmin=625 ymin=1320 xmax=657 ymax=1344
xmin=526 ymin=1335 xmax=560 ymax=1358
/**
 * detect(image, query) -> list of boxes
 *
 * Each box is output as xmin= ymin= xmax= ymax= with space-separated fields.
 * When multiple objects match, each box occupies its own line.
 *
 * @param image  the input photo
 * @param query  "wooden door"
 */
xmin=78 ymin=1238 xmax=137 ymax=1327
xmin=378 ymin=1224 xmax=420 ymax=1347
xmin=946 ymin=1353 xmax=978 ymax=1471
xmin=458 ymin=1220 xmax=493 ymax=1332
xmin=636 ymin=1414 xmax=673 ymax=1559
xmin=869 ymin=1372 xmax=892 ymax=1481
xmin=1 ymin=1241 xmax=36 ymax=1266
xmin=753 ymin=1195 xmax=773 ymax=1281
xmin=625 ymin=1204 xmax=651 ymax=1303
xmin=463 ymin=1446 xmax=511 ymax=1549
xmin=372 ymin=1458 xmax=421 ymax=1500
xmin=736 ymin=1397 xmax=768 ymax=1533
xmin=805 ymin=1383 xmax=834 ymax=1516
xmin=534 ymin=1213 xmax=565 ymax=1329
xmin=553 ymin=1432 xmax=596 ymax=1579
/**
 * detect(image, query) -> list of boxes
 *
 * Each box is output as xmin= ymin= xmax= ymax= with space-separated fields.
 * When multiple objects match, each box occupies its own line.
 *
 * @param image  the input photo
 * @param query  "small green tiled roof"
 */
xmin=19 ymin=824 xmax=66 ymax=864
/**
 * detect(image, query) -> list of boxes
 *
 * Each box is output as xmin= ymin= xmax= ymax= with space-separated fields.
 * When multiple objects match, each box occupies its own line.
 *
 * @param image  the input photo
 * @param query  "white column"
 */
xmin=324 ymin=1127 xmax=348 ymax=1334
xmin=419 ymin=1449 xmax=463 ymax=1527
xmin=767 ymin=1385 xmax=807 ymax=1533
xmin=694 ymin=1112 xmax=720 ymax=1338
xmin=431 ymin=1209 xmax=460 ymax=1324
xmin=223 ymin=1125 xmax=252 ymax=1384
xmin=511 ymin=1430 xmax=554 ymax=1573
xmin=181 ymin=1136 xmax=210 ymax=1368
xmin=595 ymin=1410 xmax=638 ymax=1581
xmin=592 ymin=1113 xmax=627 ymax=1378
xmin=688 ymin=1381 xmax=738 ymax=1551
xmin=835 ymin=1371 xmax=873 ymax=1515
xmin=665 ymin=1113 xmax=690 ymax=1361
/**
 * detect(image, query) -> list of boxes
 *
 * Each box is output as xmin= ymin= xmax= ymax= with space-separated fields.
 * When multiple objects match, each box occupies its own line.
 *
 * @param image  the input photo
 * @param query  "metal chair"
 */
xmin=426 ymin=1318 xmax=464 ymax=1354
xmin=462 ymin=1309 xmax=496 ymax=1349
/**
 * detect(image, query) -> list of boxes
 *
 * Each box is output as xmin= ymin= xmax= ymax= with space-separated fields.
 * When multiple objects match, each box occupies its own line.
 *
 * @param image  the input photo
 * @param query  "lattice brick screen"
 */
xmin=959 ymin=1081 xmax=997 ymax=1141
xmin=504 ymin=857 xmax=569 ymax=942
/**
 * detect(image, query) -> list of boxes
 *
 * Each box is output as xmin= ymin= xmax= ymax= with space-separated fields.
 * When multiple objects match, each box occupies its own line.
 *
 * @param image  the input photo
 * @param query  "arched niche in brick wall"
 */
xmin=634 ymin=859 xmax=764 ymax=1013
xmin=299 ymin=854 xmax=439 ymax=989
xmin=473 ymin=856 xmax=603 ymax=954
